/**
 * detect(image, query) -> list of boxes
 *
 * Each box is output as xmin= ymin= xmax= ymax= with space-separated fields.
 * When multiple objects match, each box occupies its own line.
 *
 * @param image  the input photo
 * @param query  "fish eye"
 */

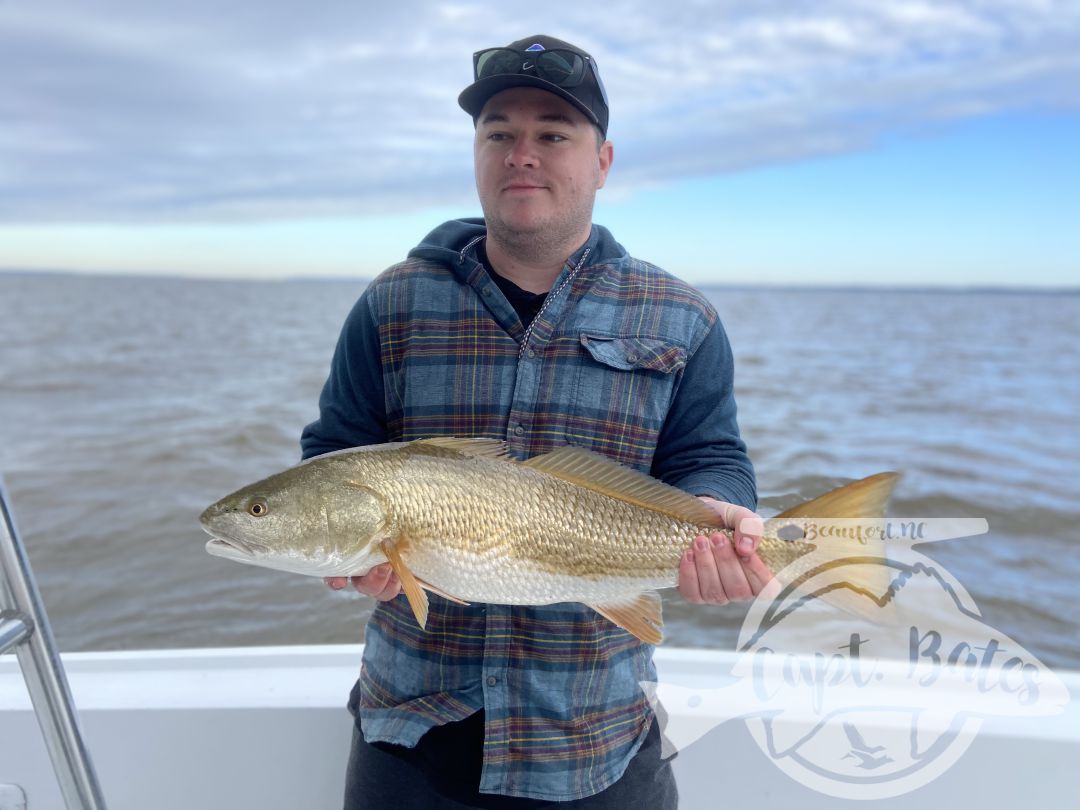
xmin=249 ymin=500 xmax=268 ymax=517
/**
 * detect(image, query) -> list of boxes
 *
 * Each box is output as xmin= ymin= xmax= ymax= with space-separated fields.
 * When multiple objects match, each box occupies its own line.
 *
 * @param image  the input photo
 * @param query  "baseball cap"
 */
xmin=458 ymin=35 xmax=610 ymax=138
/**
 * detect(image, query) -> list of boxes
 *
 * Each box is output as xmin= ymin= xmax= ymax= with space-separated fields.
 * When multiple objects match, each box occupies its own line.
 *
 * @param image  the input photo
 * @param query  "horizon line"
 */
xmin=1 ymin=267 xmax=1077 ymax=296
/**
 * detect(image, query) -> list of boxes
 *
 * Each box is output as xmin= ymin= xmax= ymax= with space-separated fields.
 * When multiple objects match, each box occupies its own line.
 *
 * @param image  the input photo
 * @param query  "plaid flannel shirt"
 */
xmin=301 ymin=219 xmax=755 ymax=800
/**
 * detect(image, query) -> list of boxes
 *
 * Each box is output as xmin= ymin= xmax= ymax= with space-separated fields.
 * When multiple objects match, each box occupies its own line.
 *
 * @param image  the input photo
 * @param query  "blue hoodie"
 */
xmin=302 ymin=217 xmax=754 ymax=507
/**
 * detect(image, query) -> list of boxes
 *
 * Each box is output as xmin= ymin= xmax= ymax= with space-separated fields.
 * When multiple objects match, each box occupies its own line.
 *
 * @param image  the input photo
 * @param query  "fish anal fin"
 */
xmin=380 ymin=539 xmax=429 ymax=629
xmin=524 ymin=446 xmax=722 ymax=528
xmin=589 ymin=592 xmax=664 ymax=645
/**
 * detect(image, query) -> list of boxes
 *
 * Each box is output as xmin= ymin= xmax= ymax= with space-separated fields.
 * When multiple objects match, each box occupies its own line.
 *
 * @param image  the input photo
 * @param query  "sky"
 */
xmin=0 ymin=0 xmax=1078 ymax=287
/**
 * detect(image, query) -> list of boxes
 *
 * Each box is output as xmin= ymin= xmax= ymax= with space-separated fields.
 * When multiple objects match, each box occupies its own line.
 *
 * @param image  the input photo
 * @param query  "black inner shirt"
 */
xmin=479 ymin=243 xmax=548 ymax=328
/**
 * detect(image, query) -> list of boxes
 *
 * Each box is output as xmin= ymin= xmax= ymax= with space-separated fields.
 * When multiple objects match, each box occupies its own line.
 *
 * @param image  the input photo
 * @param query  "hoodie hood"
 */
xmin=407 ymin=218 xmax=629 ymax=272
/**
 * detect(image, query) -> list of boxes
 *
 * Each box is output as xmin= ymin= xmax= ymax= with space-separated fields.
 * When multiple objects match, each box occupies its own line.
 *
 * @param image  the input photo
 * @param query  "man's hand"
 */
xmin=678 ymin=497 xmax=772 ymax=605
xmin=325 ymin=564 xmax=402 ymax=600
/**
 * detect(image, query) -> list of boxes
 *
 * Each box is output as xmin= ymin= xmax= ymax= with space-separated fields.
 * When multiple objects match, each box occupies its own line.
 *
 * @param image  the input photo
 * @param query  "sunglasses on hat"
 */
xmin=472 ymin=47 xmax=609 ymax=107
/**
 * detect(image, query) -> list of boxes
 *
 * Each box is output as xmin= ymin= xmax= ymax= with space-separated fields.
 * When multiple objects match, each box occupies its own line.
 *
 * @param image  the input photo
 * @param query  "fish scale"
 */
xmin=385 ymin=453 xmax=687 ymax=590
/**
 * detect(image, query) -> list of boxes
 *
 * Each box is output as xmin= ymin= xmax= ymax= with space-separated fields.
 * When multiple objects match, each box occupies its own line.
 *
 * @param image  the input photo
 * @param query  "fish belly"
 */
xmin=404 ymin=542 xmax=676 ymax=606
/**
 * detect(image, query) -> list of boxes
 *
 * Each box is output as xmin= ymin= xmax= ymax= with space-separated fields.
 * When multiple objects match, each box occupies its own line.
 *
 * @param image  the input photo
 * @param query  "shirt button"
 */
xmin=487 ymin=676 xmax=498 ymax=686
xmin=627 ymin=354 xmax=638 ymax=363
xmin=527 ymin=349 xmax=536 ymax=359
xmin=514 ymin=425 xmax=525 ymax=436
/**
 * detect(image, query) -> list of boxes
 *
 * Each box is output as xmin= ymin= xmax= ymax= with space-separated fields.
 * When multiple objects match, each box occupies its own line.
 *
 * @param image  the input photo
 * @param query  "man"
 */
xmin=302 ymin=34 xmax=769 ymax=808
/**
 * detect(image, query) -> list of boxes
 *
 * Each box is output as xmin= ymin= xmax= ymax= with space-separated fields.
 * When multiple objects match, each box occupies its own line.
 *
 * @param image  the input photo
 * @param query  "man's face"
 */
xmin=474 ymin=87 xmax=613 ymax=249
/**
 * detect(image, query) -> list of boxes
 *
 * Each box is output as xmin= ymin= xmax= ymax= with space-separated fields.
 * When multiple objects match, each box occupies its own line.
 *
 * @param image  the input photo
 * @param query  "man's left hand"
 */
xmin=678 ymin=497 xmax=772 ymax=605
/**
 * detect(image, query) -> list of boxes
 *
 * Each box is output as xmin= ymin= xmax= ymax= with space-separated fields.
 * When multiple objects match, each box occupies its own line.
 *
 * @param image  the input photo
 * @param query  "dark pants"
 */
xmin=343 ymin=710 xmax=678 ymax=809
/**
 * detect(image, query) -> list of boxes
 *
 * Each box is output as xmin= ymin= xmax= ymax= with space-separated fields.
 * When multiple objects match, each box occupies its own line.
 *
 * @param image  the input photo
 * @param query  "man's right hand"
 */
xmin=325 ymin=564 xmax=402 ymax=600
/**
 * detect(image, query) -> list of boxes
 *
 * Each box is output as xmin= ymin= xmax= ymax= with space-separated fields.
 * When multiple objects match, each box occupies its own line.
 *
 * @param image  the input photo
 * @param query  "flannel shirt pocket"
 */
xmin=566 ymin=334 xmax=687 ymax=468
xmin=578 ymin=334 xmax=687 ymax=373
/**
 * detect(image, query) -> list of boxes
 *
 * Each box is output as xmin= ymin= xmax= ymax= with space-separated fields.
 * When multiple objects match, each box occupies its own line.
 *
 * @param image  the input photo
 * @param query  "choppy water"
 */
xmin=1 ymin=272 xmax=1078 ymax=669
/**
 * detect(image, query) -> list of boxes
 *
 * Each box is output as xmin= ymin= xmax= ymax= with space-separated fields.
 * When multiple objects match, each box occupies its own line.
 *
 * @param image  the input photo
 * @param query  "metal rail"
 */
xmin=0 ymin=477 xmax=108 ymax=810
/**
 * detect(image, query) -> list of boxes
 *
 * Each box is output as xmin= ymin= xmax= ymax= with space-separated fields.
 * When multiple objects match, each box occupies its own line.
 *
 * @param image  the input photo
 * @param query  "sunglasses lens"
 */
xmin=536 ymin=51 xmax=583 ymax=85
xmin=475 ymin=48 xmax=587 ymax=87
xmin=476 ymin=49 xmax=521 ymax=79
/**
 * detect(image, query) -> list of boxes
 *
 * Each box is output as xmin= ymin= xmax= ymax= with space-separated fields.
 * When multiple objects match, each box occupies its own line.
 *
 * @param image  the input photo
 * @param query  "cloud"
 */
xmin=1 ymin=0 xmax=1078 ymax=223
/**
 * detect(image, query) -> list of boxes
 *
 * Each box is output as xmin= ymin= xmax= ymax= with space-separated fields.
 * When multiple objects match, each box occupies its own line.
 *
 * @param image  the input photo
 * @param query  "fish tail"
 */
xmin=770 ymin=472 xmax=900 ymax=621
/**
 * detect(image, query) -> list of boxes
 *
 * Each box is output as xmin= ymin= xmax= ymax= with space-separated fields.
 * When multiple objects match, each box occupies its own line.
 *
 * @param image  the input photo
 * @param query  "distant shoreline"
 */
xmin=1 ymin=266 xmax=1077 ymax=296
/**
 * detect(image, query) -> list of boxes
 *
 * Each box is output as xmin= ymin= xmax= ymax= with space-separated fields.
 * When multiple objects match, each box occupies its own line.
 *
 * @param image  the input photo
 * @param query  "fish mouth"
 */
xmin=204 ymin=535 xmax=262 ymax=561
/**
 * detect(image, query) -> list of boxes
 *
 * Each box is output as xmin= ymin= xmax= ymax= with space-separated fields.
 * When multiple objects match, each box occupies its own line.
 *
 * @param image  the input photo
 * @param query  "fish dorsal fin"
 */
xmin=588 ymin=592 xmax=664 ymax=645
xmin=411 ymin=437 xmax=514 ymax=461
xmin=774 ymin=472 xmax=900 ymax=520
xmin=524 ymin=446 xmax=723 ymax=527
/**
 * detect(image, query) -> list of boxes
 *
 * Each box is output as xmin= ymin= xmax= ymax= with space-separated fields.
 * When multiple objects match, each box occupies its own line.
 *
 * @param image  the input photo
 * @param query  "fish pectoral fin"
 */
xmin=588 ymin=592 xmax=664 ymax=645
xmin=380 ymin=540 xmax=429 ymax=629
xmin=417 ymin=577 xmax=470 ymax=606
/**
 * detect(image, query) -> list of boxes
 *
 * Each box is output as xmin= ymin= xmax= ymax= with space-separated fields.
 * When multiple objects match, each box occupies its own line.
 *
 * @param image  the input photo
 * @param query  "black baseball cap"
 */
xmin=458 ymin=35 xmax=610 ymax=138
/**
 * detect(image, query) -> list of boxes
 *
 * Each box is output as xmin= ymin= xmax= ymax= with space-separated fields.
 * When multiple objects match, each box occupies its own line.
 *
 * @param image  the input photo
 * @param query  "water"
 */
xmin=1 ymin=272 xmax=1078 ymax=669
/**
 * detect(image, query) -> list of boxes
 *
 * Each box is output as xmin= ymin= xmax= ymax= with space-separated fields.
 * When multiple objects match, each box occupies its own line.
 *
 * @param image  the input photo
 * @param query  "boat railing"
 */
xmin=0 ymin=477 xmax=108 ymax=810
